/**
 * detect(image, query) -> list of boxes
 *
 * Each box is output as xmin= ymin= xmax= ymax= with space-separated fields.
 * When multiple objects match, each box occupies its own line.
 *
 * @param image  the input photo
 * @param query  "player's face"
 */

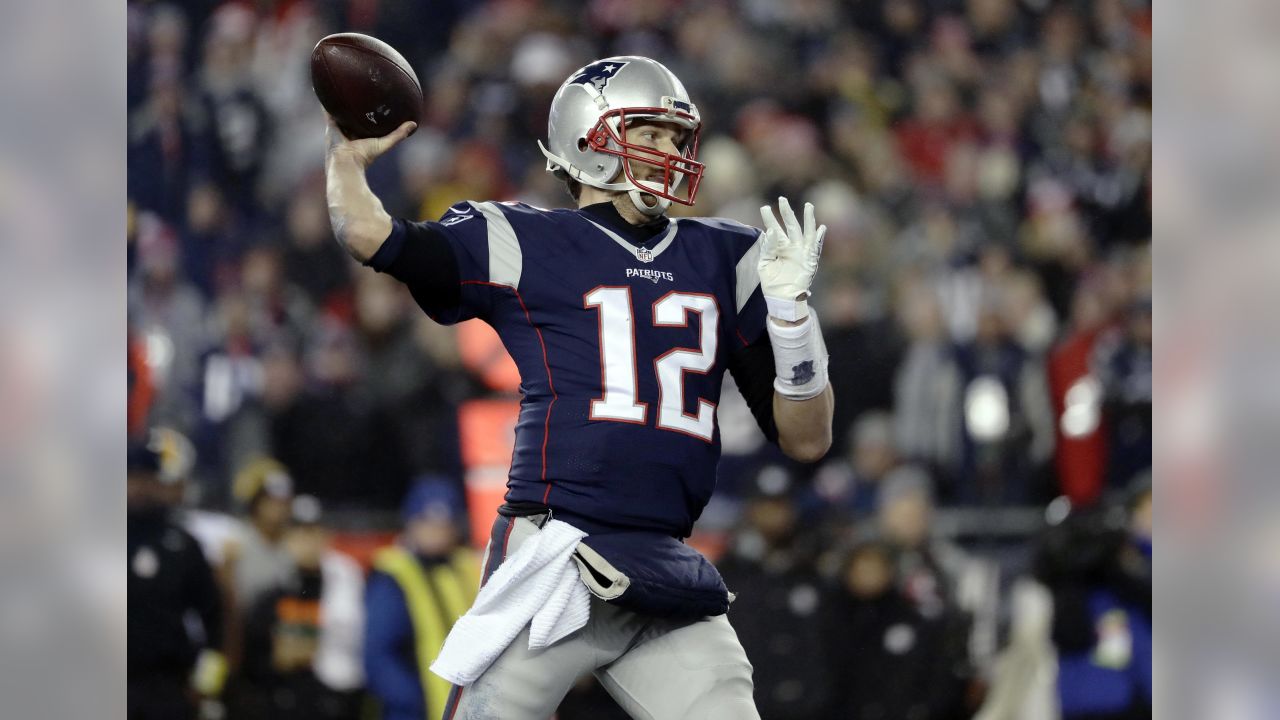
xmin=621 ymin=120 xmax=689 ymax=184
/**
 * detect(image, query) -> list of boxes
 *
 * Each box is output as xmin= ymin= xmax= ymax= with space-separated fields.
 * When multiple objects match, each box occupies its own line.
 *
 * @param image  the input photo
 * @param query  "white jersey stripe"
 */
xmin=735 ymin=230 xmax=763 ymax=313
xmin=472 ymin=201 xmax=522 ymax=288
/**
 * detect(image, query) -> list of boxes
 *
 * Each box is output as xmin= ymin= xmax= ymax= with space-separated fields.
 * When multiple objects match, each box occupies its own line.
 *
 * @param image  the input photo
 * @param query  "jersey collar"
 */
xmin=584 ymin=215 xmax=680 ymax=264
xmin=579 ymin=202 xmax=668 ymax=246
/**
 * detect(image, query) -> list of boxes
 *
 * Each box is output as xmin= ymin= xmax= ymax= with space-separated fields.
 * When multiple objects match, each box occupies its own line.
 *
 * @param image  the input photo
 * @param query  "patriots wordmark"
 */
xmin=625 ymin=268 xmax=674 ymax=284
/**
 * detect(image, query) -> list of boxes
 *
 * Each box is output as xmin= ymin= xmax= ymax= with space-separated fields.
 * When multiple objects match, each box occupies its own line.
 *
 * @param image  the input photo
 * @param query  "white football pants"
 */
xmin=442 ymin=514 xmax=760 ymax=720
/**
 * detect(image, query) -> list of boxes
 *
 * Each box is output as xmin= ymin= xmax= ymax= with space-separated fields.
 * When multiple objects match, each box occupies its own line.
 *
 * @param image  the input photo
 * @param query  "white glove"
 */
xmin=758 ymin=197 xmax=826 ymax=322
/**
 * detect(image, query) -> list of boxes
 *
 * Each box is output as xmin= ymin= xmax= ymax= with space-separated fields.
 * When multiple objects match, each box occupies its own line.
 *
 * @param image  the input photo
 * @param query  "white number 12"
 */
xmin=584 ymin=287 xmax=719 ymax=441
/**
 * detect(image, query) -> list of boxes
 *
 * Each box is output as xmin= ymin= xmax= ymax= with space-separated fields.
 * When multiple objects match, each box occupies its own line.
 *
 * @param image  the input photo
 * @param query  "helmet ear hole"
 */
xmin=577 ymin=137 xmax=589 ymax=152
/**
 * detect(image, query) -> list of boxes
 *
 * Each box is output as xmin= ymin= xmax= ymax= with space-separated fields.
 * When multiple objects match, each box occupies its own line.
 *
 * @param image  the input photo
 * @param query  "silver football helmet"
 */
xmin=539 ymin=56 xmax=704 ymax=217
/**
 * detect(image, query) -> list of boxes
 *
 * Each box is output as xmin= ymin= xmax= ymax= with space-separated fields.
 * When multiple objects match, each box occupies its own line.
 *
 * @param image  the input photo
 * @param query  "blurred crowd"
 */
xmin=127 ymin=0 xmax=1151 ymax=718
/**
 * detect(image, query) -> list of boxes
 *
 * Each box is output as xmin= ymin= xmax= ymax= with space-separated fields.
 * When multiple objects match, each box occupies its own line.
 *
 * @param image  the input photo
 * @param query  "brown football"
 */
xmin=310 ymin=33 xmax=422 ymax=139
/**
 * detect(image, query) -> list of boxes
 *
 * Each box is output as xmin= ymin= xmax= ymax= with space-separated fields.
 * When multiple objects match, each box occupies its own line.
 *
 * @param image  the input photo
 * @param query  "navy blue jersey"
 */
xmin=396 ymin=201 xmax=769 ymax=538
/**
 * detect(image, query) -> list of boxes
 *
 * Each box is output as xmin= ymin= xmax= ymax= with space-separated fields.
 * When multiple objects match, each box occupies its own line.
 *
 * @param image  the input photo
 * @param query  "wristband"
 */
xmin=764 ymin=294 xmax=810 ymax=322
xmin=767 ymin=312 xmax=829 ymax=400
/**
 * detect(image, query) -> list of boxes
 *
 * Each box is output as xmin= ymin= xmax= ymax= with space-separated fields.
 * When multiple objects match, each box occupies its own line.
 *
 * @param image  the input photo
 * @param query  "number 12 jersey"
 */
xmin=374 ymin=200 xmax=776 ymax=539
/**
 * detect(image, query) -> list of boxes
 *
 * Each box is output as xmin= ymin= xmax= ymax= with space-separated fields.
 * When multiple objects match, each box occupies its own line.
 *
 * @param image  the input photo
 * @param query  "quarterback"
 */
xmin=325 ymin=56 xmax=833 ymax=719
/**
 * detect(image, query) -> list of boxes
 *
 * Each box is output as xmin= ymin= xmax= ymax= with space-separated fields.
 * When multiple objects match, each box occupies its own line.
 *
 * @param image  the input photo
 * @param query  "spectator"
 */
xmin=821 ymin=278 xmax=905 ymax=458
xmin=952 ymin=290 xmax=1055 ymax=505
xmin=717 ymin=466 xmax=835 ymax=720
xmin=895 ymin=73 xmax=978 ymax=188
xmin=364 ymin=478 xmax=479 ymax=720
xmin=260 ymin=326 xmax=412 ymax=509
xmin=182 ymin=182 xmax=254 ymax=299
xmin=1092 ymin=296 xmax=1152 ymax=490
xmin=893 ymin=278 xmax=962 ymax=480
xmin=127 ymin=212 xmax=207 ymax=432
xmin=878 ymin=466 xmax=967 ymax=617
xmin=227 ymin=457 xmax=298 ymax=613
xmin=127 ymin=328 xmax=155 ymax=439
xmin=128 ymin=438 xmax=226 ymax=720
xmin=814 ymin=411 xmax=900 ymax=522
xmin=127 ymin=68 xmax=213 ymax=225
xmin=877 ymin=465 xmax=1000 ymax=675
xmin=1047 ymin=274 xmax=1115 ymax=506
xmin=196 ymin=3 xmax=272 ymax=215
xmin=825 ymin=538 xmax=970 ymax=720
xmin=282 ymin=180 xmax=352 ymax=309
xmin=233 ymin=495 xmax=365 ymax=720
xmin=1037 ymin=478 xmax=1152 ymax=719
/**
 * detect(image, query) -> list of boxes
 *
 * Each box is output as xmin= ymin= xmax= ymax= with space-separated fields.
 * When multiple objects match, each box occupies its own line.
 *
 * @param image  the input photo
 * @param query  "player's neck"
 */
xmin=577 ymin=187 xmax=657 ymax=226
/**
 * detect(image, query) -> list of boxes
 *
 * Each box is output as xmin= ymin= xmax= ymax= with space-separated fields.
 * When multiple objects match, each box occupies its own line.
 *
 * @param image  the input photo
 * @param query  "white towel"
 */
xmin=430 ymin=519 xmax=590 ymax=686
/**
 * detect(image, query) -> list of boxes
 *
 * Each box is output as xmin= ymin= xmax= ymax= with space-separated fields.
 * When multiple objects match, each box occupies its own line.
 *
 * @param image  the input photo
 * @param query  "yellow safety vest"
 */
xmin=373 ymin=546 xmax=480 ymax=720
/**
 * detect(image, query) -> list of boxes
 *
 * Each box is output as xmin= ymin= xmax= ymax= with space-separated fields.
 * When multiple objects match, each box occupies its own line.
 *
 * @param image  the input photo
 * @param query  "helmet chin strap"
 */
xmin=627 ymin=189 xmax=670 ymax=217
xmin=626 ymin=167 xmax=686 ymax=217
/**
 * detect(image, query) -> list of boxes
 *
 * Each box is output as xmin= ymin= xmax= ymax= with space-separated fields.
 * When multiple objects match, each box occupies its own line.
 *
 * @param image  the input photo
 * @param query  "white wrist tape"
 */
xmin=764 ymin=294 xmax=810 ymax=322
xmin=767 ymin=312 xmax=829 ymax=400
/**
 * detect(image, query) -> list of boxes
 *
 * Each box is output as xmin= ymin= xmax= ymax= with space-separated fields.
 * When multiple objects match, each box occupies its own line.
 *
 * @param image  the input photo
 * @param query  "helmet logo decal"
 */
xmin=569 ymin=60 xmax=630 ymax=92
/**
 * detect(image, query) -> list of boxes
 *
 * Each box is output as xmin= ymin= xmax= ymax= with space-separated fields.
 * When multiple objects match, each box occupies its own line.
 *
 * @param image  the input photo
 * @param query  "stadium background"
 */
xmin=126 ymin=0 xmax=1151 ymax=717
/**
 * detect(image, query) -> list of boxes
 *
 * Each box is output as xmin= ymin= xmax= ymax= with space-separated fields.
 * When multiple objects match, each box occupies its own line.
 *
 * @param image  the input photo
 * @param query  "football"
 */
xmin=310 ymin=33 xmax=422 ymax=140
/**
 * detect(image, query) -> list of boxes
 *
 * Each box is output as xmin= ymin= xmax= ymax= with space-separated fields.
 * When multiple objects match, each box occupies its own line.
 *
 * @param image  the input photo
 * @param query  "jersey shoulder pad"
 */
xmin=682 ymin=216 xmax=763 ymax=266
xmin=481 ymin=200 xmax=557 ymax=218
xmin=437 ymin=200 xmax=551 ymax=220
xmin=682 ymin=216 xmax=762 ymax=247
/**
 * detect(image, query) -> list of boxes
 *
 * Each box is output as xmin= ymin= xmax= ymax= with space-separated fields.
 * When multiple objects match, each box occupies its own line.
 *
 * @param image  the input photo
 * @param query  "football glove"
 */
xmin=758 ymin=197 xmax=826 ymax=322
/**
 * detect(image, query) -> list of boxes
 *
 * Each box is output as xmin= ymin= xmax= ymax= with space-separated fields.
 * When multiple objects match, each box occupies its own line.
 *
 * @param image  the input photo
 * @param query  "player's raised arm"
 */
xmin=758 ymin=197 xmax=835 ymax=463
xmin=323 ymin=116 xmax=416 ymax=262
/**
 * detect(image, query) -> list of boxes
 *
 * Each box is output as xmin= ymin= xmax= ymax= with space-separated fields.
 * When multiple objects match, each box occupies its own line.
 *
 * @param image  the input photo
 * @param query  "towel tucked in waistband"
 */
xmin=429 ymin=518 xmax=590 ymax=686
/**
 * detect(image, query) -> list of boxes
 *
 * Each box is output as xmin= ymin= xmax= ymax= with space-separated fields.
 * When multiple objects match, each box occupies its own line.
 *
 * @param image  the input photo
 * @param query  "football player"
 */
xmin=325 ymin=56 xmax=833 ymax=719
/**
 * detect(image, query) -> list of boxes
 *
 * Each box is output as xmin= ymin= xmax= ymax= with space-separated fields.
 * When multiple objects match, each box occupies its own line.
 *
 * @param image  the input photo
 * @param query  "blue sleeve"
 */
xmin=736 ymin=285 xmax=768 ymax=348
xmin=368 ymin=202 xmax=499 ymax=325
xmin=433 ymin=202 xmax=499 ymax=324
xmin=363 ymin=571 xmax=425 ymax=715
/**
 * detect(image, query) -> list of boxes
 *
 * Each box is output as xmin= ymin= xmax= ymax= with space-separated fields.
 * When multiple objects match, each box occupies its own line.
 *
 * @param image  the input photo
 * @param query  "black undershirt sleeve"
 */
xmin=365 ymin=218 xmax=462 ymax=318
xmin=727 ymin=333 xmax=780 ymax=444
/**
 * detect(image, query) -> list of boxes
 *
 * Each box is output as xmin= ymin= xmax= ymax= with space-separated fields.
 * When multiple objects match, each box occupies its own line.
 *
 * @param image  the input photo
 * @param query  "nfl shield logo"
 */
xmin=637 ymin=247 xmax=653 ymax=263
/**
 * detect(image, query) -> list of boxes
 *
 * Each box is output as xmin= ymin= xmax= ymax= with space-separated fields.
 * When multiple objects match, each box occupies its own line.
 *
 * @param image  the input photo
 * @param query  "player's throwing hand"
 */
xmin=758 ymin=197 xmax=827 ymax=322
xmin=325 ymin=114 xmax=417 ymax=169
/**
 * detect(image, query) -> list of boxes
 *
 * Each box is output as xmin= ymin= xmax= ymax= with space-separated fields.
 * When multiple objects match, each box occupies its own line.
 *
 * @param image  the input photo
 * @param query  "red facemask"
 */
xmin=585 ymin=107 xmax=704 ymax=206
